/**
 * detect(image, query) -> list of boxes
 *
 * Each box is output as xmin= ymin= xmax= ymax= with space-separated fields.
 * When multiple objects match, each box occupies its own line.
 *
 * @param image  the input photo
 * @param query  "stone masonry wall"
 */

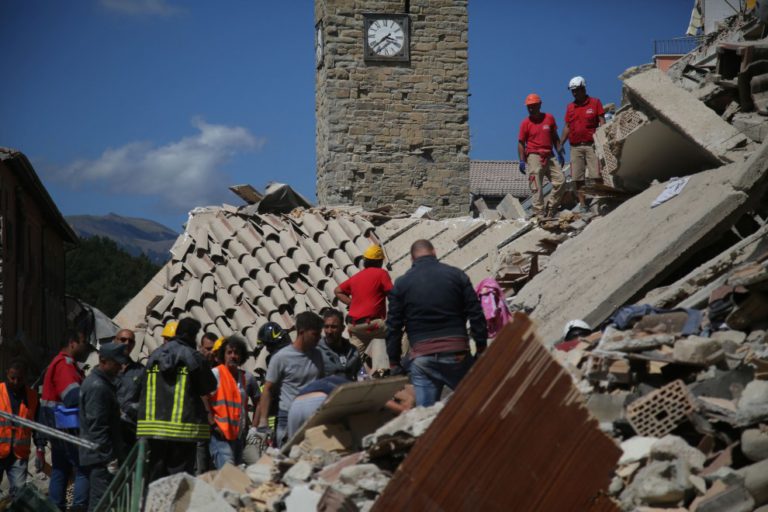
xmin=315 ymin=0 xmax=470 ymax=217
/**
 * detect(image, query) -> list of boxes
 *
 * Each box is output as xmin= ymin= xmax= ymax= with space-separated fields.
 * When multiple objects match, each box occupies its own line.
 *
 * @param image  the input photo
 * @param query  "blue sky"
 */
xmin=0 ymin=0 xmax=694 ymax=231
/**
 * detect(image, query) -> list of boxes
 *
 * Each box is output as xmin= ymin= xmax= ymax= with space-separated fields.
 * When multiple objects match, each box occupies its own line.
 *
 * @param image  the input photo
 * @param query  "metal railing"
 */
xmin=653 ymin=36 xmax=704 ymax=56
xmin=93 ymin=439 xmax=148 ymax=512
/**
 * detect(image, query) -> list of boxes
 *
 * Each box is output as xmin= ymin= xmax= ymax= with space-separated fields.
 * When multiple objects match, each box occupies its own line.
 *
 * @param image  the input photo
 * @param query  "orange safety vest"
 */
xmin=210 ymin=365 xmax=243 ymax=441
xmin=0 ymin=382 xmax=38 ymax=460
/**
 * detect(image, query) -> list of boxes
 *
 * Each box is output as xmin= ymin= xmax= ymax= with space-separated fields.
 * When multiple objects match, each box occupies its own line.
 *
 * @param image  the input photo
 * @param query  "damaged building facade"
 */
xmin=0 ymin=149 xmax=78 ymax=373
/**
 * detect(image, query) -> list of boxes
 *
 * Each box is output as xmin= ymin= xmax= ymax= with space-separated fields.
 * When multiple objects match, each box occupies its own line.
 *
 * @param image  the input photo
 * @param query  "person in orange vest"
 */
xmin=0 ymin=359 xmax=39 ymax=498
xmin=206 ymin=336 xmax=260 ymax=469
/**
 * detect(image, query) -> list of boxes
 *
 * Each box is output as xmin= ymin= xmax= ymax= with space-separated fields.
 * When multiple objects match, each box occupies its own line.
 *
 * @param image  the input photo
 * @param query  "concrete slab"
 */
xmin=281 ymin=376 xmax=407 ymax=453
xmin=624 ymin=68 xmax=748 ymax=159
xmin=514 ymin=141 xmax=768 ymax=345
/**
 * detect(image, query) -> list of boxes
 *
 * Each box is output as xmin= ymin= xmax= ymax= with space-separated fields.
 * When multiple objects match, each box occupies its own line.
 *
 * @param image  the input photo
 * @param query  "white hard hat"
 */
xmin=563 ymin=319 xmax=590 ymax=339
xmin=568 ymin=76 xmax=586 ymax=90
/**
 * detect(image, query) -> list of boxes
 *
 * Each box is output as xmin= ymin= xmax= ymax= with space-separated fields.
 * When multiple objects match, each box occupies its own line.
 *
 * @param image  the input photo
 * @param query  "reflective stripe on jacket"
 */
xmin=0 ymin=383 xmax=38 ymax=459
xmin=137 ymin=364 xmax=209 ymax=440
xmin=210 ymin=365 xmax=243 ymax=441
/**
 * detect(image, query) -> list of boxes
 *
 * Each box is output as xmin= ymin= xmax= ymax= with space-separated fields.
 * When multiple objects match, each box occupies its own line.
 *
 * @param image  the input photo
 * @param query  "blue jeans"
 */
xmin=287 ymin=395 xmax=326 ymax=440
xmin=0 ymin=454 xmax=27 ymax=497
xmin=209 ymin=432 xmax=243 ymax=469
xmin=50 ymin=440 xmax=89 ymax=509
xmin=410 ymin=351 xmax=474 ymax=407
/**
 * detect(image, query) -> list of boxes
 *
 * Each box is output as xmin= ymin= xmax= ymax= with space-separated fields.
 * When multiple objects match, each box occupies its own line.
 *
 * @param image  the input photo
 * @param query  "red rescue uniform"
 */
xmin=338 ymin=267 xmax=393 ymax=321
xmin=519 ymin=113 xmax=558 ymax=157
xmin=564 ymin=96 xmax=604 ymax=144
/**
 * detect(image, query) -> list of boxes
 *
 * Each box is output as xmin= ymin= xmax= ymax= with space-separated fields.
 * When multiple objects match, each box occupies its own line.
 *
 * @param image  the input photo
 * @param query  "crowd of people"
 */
xmin=0 ymin=238 xmax=490 ymax=511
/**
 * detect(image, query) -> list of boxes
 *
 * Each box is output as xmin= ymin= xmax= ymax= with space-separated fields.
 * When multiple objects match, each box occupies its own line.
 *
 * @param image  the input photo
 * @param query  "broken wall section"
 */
xmin=595 ymin=68 xmax=748 ymax=193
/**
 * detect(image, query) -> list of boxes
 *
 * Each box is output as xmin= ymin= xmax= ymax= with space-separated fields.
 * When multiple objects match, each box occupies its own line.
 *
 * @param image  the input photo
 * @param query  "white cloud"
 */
xmin=58 ymin=118 xmax=265 ymax=212
xmin=99 ymin=0 xmax=181 ymax=16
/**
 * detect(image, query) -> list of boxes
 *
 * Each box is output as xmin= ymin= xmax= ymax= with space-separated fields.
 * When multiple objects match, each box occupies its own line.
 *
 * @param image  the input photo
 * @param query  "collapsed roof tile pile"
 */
xmin=116 ymin=203 xmax=558 ymax=365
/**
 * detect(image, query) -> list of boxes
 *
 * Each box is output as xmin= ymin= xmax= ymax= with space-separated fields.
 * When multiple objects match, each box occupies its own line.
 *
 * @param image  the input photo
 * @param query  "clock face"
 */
xmin=367 ymin=18 xmax=405 ymax=57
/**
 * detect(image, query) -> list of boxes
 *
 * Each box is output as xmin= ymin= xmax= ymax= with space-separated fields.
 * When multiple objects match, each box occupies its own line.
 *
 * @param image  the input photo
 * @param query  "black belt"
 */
xmin=571 ymin=142 xmax=594 ymax=147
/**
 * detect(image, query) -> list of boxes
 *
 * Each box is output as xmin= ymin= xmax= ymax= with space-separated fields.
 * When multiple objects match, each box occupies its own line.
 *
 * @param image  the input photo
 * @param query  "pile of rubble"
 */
xmin=554 ymin=255 xmax=768 ymax=511
xmin=144 ymin=403 xmax=442 ymax=512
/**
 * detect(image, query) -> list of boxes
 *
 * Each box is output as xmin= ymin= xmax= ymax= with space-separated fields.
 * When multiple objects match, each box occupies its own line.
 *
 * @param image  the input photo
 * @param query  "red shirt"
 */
xmin=339 ymin=267 xmax=393 ymax=320
xmin=42 ymin=351 xmax=84 ymax=406
xmin=518 ymin=113 xmax=558 ymax=157
xmin=565 ymin=96 xmax=604 ymax=144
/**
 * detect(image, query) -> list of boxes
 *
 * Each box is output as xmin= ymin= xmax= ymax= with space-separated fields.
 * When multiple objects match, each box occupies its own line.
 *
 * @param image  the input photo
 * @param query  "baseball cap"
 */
xmin=99 ymin=342 xmax=129 ymax=365
xmin=568 ymin=76 xmax=586 ymax=90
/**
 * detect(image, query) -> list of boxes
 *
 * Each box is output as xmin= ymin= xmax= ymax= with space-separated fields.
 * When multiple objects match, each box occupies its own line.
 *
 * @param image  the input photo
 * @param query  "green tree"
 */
xmin=66 ymin=236 xmax=161 ymax=317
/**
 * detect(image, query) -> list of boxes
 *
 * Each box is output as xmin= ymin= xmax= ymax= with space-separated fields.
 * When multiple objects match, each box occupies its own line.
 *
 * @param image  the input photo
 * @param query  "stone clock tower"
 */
xmin=314 ymin=0 xmax=470 ymax=217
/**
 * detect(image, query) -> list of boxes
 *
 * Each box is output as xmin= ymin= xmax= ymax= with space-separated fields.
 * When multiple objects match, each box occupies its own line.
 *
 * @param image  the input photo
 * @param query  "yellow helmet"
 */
xmin=363 ymin=244 xmax=384 ymax=260
xmin=161 ymin=321 xmax=178 ymax=339
xmin=212 ymin=336 xmax=225 ymax=352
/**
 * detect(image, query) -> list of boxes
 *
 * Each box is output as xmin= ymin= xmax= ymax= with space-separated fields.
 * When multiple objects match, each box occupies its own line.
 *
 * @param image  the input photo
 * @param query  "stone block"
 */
xmin=283 ymin=485 xmax=323 ymax=512
xmin=736 ymin=458 xmax=768 ymax=505
xmin=650 ymin=435 xmax=706 ymax=470
xmin=619 ymin=436 xmax=658 ymax=465
xmin=695 ymin=484 xmax=755 ymax=512
xmin=673 ymin=336 xmax=724 ymax=365
xmin=742 ymin=429 xmax=768 ymax=462
xmin=623 ymin=459 xmax=692 ymax=507
xmin=738 ymin=380 xmax=768 ymax=411
xmin=282 ymin=460 xmax=314 ymax=487
xmin=144 ymin=473 xmax=236 ymax=512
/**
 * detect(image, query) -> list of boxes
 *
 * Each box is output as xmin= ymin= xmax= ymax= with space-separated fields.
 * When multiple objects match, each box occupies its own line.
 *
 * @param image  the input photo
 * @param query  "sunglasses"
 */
xmin=117 ymin=337 xmax=135 ymax=342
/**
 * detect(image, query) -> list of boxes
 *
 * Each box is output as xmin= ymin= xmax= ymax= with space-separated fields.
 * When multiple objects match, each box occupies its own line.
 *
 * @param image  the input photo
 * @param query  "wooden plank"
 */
xmin=372 ymin=313 xmax=621 ymax=512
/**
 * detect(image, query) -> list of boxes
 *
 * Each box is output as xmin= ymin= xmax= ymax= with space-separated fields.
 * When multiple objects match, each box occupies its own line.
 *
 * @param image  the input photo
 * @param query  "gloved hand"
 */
xmin=35 ymin=448 xmax=46 ymax=473
xmin=256 ymin=425 xmax=272 ymax=436
xmin=556 ymin=150 xmax=565 ymax=167
xmin=246 ymin=426 xmax=262 ymax=445
xmin=519 ymin=161 xmax=526 ymax=174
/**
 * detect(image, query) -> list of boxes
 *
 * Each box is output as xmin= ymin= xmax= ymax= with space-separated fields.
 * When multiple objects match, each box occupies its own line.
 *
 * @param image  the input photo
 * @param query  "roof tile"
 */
xmin=469 ymin=160 xmax=530 ymax=198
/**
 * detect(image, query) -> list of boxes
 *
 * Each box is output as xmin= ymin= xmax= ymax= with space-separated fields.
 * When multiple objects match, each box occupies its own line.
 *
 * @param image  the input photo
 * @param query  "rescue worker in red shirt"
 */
xmin=0 ymin=360 xmax=39 ymax=498
xmin=558 ymin=76 xmax=605 ymax=213
xmin=334 ymin=244 xmax=393 ymax=370
xmin=518 ymin=93 xmax=566 ymax=219
xmin=41 ymin=328 xmax=93 ymax=511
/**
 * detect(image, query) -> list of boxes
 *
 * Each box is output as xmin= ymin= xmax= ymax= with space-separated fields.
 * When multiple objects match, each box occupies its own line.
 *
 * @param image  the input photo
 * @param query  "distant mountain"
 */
xmin=67 ymin=213 xmax=178 ymax=264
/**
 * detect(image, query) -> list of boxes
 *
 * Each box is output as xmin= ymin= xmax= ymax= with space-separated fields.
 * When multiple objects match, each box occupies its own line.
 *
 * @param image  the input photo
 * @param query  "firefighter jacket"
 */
xmin=137 ymin=337 xmax=217 ymax=441
xmin=210 ymin=365 xmax=244 ymax=441
xmin=0 ymin=383 xmax=38 ymax=460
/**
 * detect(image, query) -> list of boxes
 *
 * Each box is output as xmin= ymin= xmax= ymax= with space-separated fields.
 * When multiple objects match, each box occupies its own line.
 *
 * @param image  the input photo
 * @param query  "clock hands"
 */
xmin=373 ymin=33 xmax=397 ymax=53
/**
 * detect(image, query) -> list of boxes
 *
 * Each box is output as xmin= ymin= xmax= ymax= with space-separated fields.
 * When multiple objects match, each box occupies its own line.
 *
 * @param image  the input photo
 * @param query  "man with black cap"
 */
xmin=79 ymin=341 xmax=129 ymax=511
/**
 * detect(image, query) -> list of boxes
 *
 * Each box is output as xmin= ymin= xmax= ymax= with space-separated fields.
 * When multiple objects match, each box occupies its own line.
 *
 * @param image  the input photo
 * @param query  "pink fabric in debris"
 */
xmin=476 ymin=277 xmax=512 ymax=338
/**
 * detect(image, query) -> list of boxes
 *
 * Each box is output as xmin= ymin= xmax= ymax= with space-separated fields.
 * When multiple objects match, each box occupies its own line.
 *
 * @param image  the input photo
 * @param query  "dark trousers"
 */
xmin=147 ymin=439 xmax=197 ymax=483
xmin=83 ymin=464 xmax=113 ymax=512
xmin=195 ymin=440 xmax=210 ymax=475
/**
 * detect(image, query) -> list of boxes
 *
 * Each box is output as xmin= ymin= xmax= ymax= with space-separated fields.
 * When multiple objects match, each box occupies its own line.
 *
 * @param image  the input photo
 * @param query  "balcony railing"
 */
xmin=653 ymin=36 xmax=704 ymax=56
